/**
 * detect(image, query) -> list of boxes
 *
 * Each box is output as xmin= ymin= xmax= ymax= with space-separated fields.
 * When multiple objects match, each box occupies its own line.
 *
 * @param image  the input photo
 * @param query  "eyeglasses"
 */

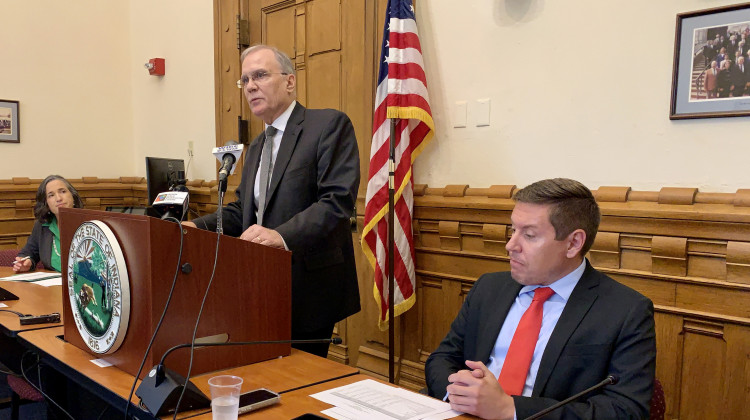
xmin=236 ymin=70 xmax=289 ymax=88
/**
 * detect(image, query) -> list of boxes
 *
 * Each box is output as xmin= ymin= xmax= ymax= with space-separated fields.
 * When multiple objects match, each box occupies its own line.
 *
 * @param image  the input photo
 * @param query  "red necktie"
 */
xmin=498 ymin=287 xmax=556 ymax=396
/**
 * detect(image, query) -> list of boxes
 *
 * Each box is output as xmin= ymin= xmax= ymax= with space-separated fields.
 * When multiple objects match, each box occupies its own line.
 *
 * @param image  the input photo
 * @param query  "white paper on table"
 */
xmin=420 ymin=410 xmax=465 ymax=420
xmin=310 ymin=379 xmax=457 ymax=420
xmin=90 ymin=358 xmax=114 ymax=368
xmin=0 ymin=272 xmax=62 ymax=282
xmin=321 ymin=407 xmax=360 ymax=420
xmin=34 ymin=278 xmax=63 ymax=287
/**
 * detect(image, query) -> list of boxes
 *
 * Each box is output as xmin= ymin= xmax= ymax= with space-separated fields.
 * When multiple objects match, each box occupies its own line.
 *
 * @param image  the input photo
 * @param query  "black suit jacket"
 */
xmin=194 ymin=102 xmax=361 ymax=333
xmin=425 ymin=262 xmax=656 ymax=419
xmin=18 ymin=220 xmax=55 ymax=271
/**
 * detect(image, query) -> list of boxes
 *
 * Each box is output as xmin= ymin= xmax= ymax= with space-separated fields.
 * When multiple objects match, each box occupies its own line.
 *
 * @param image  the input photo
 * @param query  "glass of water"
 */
xmin=208 ymin=375 xmax=243 ymax=420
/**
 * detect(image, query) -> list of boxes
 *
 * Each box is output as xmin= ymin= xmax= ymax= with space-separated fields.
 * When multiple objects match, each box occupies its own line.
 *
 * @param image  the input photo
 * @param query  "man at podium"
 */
xmin=425 ymin=178 xmax=656 ymax=419
xmin=185 ymin=45 xmax=360 ymax=358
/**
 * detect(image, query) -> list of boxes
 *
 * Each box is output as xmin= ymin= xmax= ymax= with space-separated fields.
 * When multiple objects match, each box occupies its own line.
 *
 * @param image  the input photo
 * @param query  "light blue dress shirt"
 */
xmin=485 ymin=259 xmax=586 ymax=397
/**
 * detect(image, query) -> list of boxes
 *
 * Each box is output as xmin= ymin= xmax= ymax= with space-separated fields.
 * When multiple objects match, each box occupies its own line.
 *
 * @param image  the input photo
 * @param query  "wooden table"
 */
xmin=17 ymin=326 xmax=359 ymax=419
xmin=197 ymin=374 xmax=472 ymax=419
xmin=0 ymin=266 xmax=63 ymax=336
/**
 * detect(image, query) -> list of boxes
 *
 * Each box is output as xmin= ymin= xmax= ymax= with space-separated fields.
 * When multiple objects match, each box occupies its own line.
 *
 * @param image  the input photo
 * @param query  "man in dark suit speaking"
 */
xmin=426 ymin=178 xmax=655 ymax=419
xmin=185 ymin=45 xmax=360 ymax=358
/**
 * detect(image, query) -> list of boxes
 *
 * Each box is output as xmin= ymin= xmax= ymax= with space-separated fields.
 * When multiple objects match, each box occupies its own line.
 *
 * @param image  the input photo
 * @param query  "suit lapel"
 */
xmin=476 ymin=280 xmax=522 ymax=362
xmin=532 ymin=262 xmax=599 ymax=396
xmin=242 ymin=132 xmax=264 ymax=227
xmin=266 ymin=103 xmax=304 ymax=206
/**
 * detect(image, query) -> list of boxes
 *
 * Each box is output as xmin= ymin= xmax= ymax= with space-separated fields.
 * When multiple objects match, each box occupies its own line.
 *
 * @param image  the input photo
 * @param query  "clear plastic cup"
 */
xmin=208 ymin=375 xmax=243 ymax=420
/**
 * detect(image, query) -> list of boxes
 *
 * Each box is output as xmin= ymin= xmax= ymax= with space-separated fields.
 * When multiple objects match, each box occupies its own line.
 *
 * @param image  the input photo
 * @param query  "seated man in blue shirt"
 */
xmin=425 ymin=178 xmax=656 ymax=419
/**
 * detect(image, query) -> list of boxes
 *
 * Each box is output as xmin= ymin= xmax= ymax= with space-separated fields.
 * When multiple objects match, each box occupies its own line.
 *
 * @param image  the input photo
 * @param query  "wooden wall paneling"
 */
xmin=263 ymin=4 xmax=296 ymax=58
xmin=653 ymin=311 xmax=683 ymax=420
xmin=306 ymin=52 xmax=341 ymax=110
xmin=342 ymin=0 xmax=374 ymax=201
xmin=607 ymin=272 xmax=676 ymax=307
xmin=687 ymin=238 xmax=727 ymax=279
xmin=721 ymin=324 xmax=750 ymax=418
xmin=679 ymin=318 xmax=725 ymax=419
xmin=482 ymin=223 xmax=508 ymax=256
xmin=619 ymin=234 xmax=652 ymax=272
xmin=658 ymin=187 xmax=698 ymax=205
xmin=416 ymin=250 xmax=506 ymax=283
xmin=676 ymin=283 xmax=750 ymax=319
xmin=437 ymin=221 xmax=460 ymax=251
xmin=214 ymin=0 xmax=244 ymax=186
xmin=295 ymin=5 xmax=306 ymax=63
xmin=726 ymin=240 xmax=750 ymax=285
xmin=588 ymin=231 xmax=620 ymax=269
xmin=651 ymin=235 xmax=688 ymax=276
xmin=306 ymin=0 xmax=340 ymax=54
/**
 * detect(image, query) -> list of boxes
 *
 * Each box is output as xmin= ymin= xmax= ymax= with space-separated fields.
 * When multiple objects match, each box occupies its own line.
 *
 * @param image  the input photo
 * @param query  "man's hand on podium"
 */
xmin=181 ymin=221 xmax=197 ymax=228
xmin=240 ymin=225 xmax=285 ymax=249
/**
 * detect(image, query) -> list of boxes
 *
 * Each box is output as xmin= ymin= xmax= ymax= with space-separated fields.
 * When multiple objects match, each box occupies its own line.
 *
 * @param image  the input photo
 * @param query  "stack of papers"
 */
xmin=0 ymin=272 xmax=63 ymax=287
xmin=310 ymin=379 xmax=462 ymax=420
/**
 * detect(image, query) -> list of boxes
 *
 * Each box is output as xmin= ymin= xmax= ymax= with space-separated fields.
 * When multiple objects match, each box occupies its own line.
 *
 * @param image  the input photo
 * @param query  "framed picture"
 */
xmin=0 ymin=100 xmax=19 ymax=143
xmin=670 ymin=3 xmax=750 ymax=119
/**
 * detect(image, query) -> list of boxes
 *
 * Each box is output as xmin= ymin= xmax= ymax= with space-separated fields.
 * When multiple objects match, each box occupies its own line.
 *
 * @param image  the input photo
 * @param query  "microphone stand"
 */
xmin=524 ymin=375 xmax=619 ymax=420
xmin=216 ymin=177 xmax=226 ymax=235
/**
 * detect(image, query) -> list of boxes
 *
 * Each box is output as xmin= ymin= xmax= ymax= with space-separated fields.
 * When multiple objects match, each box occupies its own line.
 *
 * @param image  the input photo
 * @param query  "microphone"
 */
xmin=134 ymin=337 xmax=342 ymax=416
xmin=213 ymin=140 xmax=244 ymax=183
xmin=151 ymin=191 xmax=189 ymax=221
xmin=523 ymin=375 xmax=618 ymax=420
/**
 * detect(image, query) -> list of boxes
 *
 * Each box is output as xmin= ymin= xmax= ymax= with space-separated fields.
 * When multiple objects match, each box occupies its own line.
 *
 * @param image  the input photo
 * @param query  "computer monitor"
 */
xmin=145 ymin=157 xmax=185 ymax=205
xmin=105 ymin=206 xmax=149 ymax=215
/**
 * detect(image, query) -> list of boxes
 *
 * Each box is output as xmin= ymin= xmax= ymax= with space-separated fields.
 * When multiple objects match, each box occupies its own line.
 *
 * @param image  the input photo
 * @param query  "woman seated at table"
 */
xmin=13 ymin=175 xmax=83 ymax=272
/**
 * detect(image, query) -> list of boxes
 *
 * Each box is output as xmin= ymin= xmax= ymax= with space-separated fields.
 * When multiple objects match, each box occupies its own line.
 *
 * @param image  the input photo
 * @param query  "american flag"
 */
xmin=361 ymin=0 xmax=434 ymax=330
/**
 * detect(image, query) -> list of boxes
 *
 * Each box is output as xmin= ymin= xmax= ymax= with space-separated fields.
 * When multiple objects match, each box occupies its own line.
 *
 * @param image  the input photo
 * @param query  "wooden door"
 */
xmin=215 ymin=0 xmax=375 ymax=198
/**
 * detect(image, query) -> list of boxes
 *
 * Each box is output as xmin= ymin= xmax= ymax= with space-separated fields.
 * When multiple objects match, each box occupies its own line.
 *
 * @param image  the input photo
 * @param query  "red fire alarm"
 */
xmin=145 ymin=58 xmax=165 ymax=76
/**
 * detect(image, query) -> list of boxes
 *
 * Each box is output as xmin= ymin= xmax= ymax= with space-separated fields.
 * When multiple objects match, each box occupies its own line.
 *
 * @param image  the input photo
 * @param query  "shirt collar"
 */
xmin=266 ymin=100 xmax=296 ymax=133
xmin=519 ymin=259 xmax=587 ymax=302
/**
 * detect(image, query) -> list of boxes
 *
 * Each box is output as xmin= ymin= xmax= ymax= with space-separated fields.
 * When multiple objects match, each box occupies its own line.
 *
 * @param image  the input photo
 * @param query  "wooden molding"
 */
xmin=589 ymin=231 xmax=620 ymax=269
xmin=658 ymin=187 xmax=698 ymax=205
xmin=594 ymin=186 xmax=631 ymax=202
xmin=437 ymin=221 xmax=460 ymax=251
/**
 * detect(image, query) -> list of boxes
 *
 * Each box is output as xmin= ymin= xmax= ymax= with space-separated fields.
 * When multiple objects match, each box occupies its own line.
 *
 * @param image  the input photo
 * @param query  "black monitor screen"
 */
xmin=105 ymin=206 xmax=149 ymax=215
xmin=145 ymin=157 xmax=185 ymax=205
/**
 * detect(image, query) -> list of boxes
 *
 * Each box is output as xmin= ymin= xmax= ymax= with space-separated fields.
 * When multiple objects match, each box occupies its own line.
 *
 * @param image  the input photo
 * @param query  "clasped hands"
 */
xmin=181 ymin=221 xmax=285 ymax=249
xmin=446 ymin=360 xmax=515 ymax=420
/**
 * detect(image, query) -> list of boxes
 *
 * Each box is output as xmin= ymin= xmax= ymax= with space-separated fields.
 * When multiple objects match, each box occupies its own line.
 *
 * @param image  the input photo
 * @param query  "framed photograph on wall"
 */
xmin=670 ymin=2 xmax=750 ymax=119
xmin=0 ymin=100 xmax=19 ymax=143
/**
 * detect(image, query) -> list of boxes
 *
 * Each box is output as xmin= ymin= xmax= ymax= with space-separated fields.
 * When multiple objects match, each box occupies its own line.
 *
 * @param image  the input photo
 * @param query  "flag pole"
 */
xmin=388 ymin=117 xmax=397 ymax=384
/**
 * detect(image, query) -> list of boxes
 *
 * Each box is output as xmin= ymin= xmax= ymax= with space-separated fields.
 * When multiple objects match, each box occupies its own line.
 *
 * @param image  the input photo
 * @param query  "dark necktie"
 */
xmin=498 ymin=287 xmax=556 ymax=396
xmin=257 ymin=126 xmax=278 ymax=226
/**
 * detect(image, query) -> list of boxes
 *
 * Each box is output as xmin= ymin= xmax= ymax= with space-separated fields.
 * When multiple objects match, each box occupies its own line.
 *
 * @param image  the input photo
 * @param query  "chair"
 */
xmin=7 ymin=375 xmax=43 ymax=420
xmin=0 ymin=249 xmax=18 ymax=267
xmin=650 ymin=377 xmax=666 ymax=420
xmin=0 ymin=249 xmax=42 ymax=269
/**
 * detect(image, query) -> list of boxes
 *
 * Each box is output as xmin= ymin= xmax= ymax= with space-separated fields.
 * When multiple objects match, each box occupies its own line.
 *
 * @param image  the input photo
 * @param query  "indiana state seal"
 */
xmin=67 ymin=221 xmax=130 ymax=354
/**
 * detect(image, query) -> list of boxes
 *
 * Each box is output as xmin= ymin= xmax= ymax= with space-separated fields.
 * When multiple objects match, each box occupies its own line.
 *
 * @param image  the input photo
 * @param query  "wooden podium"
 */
xmin=59 ymin=208 xmax=292 ymax=379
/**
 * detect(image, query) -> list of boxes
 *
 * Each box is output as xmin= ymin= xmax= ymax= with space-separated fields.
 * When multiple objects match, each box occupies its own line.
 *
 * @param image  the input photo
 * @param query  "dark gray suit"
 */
xmin=194 ymin=102 xmax=361 ymax=337
xmin=425 ymin=261 xmax=656 ymax=419
xmin=19 ymin=220 xmax=55 ymax=270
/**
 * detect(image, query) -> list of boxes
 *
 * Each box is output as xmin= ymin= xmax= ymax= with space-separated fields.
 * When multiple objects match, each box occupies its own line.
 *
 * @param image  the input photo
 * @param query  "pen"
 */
xmin=13 ymin=256 xmax=31 ymax=265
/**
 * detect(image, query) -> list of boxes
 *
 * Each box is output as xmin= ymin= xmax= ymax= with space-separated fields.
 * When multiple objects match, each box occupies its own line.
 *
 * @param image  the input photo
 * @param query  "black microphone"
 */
xmin=135 ymin=337 xmax=342 ymax=416
xmin=523 ymin=375 xmax=619 ymax=420
xmin=217 ymin=140 xmax=242 ymax=183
